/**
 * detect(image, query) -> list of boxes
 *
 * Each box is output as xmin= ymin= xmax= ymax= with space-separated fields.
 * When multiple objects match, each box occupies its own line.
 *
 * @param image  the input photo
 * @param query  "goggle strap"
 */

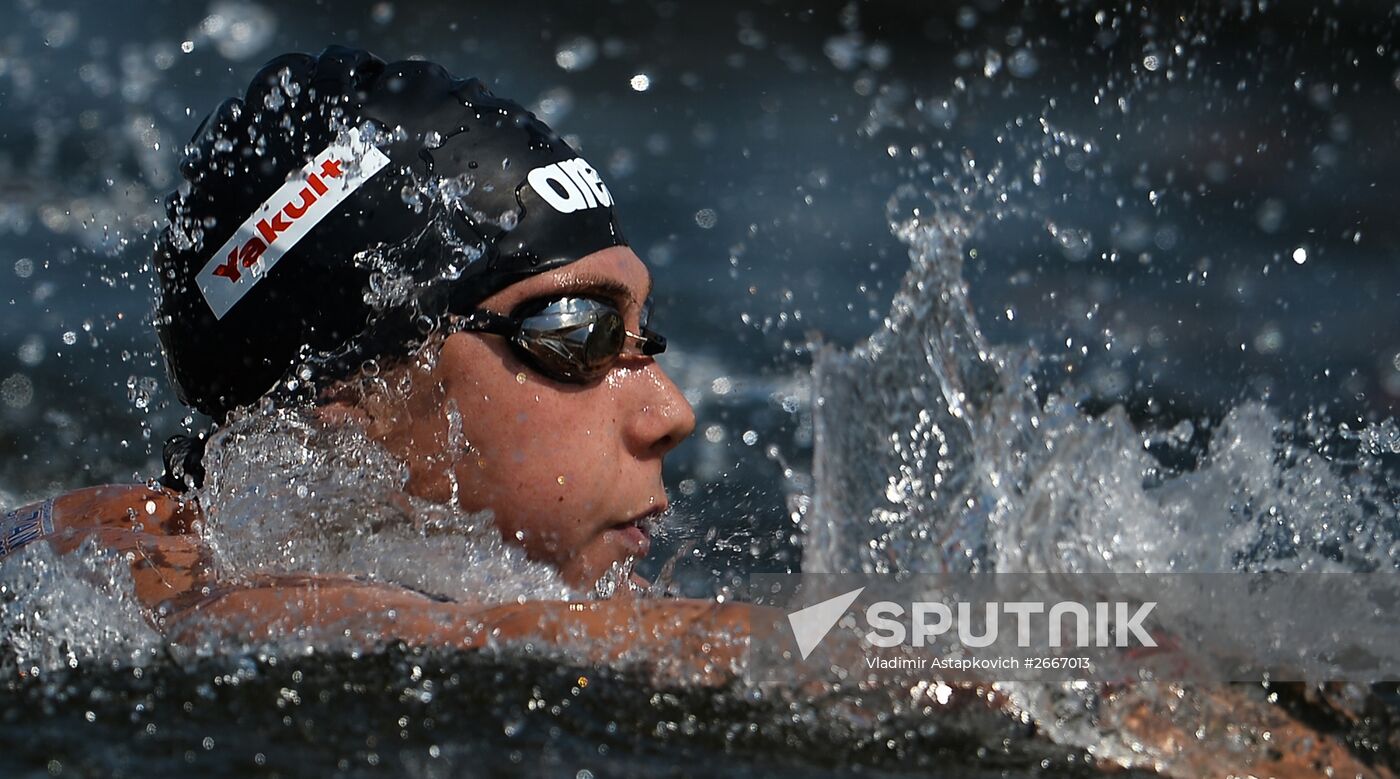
xmin=456 ymin=308 xmax=517 ymax=336
xmin=634 ymin=328 xmax=666 ymax=356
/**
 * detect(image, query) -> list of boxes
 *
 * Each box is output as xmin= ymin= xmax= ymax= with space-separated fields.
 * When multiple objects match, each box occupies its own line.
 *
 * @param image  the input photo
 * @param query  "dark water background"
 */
xmin=1 ymin=0 xmax=1398 ymax=607
xmin=7 ymin=649 xmax=1130 ymax=778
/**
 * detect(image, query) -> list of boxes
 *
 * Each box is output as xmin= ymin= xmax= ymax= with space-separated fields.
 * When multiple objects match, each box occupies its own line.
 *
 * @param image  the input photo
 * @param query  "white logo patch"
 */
xmin=196 ymin=131 xmax=391 ymax=320
xmin=526 ymin=157 xmax=614 ymax=214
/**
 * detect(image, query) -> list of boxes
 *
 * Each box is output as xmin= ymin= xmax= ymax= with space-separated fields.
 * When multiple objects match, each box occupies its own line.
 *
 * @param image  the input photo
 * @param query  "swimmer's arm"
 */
xmin=168 ymin=578 xmax=755 ymax=683
xmin=18 ymin=485 xmax=215 ymax=616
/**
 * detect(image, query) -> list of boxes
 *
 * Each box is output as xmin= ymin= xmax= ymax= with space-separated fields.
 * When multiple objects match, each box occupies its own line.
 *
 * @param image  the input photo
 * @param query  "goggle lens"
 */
xmin=454 ymin=296 xmax=664 ymax=384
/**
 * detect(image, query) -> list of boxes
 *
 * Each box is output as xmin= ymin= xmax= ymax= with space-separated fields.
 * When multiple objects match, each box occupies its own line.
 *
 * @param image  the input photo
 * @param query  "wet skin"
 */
xmin=354 ymin=245 xmax=697 ymax=590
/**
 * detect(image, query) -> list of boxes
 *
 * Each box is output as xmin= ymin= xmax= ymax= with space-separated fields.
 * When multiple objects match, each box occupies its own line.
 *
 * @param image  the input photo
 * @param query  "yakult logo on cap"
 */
xmin=527 ymin=157 xmax=614 ymax=214
xmin=196 ymin=130 xmax=391 ymax=320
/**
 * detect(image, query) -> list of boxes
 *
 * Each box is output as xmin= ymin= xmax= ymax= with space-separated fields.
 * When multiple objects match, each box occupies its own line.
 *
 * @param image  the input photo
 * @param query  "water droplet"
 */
xmin=555 ymin=37 xmax=598 ymax=72
xmin=1008 ymin=49 xmax=1038 ymax=78
xmin=533 ymin=87 xmax=574 ymax=124
xmin=400 ymin=184 xmax=425 ymax=213
xmin=822 ymin=33 xmax=863 ymax=72
xmin=1256 ymin=199 xmax=1286 ymax=234
xmin=17 ymin=335 xmax=42 ymax=366
xmin=1 ymin=374 xmax=33 ymax=408
xmin=1045 ymin=221 xmax=1093 ymax=261
xmin=983 ymin=49 xmax=1003 ymax=78
xmin=1253 ymin=325 xmax=1284 ymax=354
xmin=198 ymin=1 xmax=277 ymax=62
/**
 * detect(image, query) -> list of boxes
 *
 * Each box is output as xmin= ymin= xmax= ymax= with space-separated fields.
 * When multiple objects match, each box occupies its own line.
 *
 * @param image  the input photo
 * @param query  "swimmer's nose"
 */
xmin=624 ymin=362 xmax=696 ymax=457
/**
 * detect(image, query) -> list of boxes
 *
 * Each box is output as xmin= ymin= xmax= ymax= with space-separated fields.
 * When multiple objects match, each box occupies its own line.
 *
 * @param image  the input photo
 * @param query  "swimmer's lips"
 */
xmin=603 ymin=506 xmax=663 ymax=558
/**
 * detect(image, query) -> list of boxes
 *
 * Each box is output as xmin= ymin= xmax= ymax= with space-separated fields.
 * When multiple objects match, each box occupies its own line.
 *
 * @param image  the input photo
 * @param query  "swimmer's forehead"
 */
xmin=480 ymin=247 xmax=654 ymax=312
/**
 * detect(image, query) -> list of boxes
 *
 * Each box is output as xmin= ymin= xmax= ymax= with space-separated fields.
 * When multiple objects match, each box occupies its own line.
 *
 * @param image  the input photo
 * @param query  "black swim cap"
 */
xmin=154 ymin=46 xmax=626 ymax=420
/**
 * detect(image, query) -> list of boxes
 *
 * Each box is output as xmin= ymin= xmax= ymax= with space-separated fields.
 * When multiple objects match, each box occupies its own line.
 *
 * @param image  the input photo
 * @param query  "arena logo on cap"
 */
xmin=196 ymin=130 xmax=391 ymax=320
xmin=527 ymin=157 xmax=614 ymax=214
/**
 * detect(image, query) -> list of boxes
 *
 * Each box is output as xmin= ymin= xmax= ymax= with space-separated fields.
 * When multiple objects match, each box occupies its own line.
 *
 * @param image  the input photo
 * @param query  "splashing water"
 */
xmin=797 ymin=170 xmax=1400 ymax=772
xmin=810 ymin=193 xmax=1399 ymax=578
xmin=0 ymin=541 xmax=162 ymax=677
xmin=198 ymin=403 xmax=576 ymax=606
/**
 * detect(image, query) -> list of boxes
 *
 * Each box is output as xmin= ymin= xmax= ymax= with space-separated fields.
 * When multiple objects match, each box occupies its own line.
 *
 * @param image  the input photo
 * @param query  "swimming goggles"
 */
xmin=450 ymin=296 xmax=667 ymax=383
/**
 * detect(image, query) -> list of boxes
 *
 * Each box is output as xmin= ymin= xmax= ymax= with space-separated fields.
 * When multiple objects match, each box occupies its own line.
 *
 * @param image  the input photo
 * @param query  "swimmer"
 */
xmin=1 ymin=46 xmax=1382 ymax=778
xmin=3 ymin=45 xmax=758 ymax=678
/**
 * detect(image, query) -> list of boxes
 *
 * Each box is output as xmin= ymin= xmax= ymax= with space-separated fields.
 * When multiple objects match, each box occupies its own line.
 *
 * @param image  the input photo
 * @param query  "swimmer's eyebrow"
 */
xmin=546 ymin=275 xmax=652 ymax=308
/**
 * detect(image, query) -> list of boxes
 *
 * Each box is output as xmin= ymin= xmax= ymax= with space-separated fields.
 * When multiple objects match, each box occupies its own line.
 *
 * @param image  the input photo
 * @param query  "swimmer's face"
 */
xmin=374 ymin=246 xmax=696 ymax=590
